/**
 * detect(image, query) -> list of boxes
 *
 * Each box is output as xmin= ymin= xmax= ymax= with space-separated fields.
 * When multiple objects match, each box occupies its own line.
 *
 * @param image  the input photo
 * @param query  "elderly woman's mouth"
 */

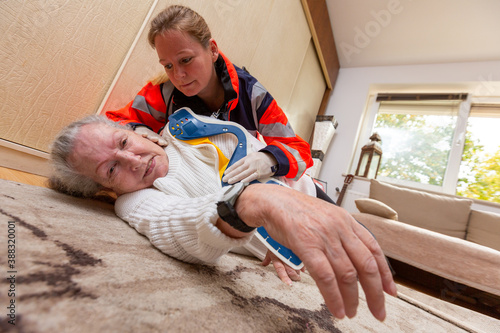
xmin=144 ymin=157 xmax=155 ymax=178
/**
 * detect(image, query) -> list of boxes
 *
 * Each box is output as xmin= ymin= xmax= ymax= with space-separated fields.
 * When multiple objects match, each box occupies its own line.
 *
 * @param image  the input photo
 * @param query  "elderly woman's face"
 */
xmin=68 ymin=123 xmax=169 ymax=195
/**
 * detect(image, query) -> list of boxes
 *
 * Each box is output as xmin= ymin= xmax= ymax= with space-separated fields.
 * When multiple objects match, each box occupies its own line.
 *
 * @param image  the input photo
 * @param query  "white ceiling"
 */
xmin=326 ymin=0 xmax=500 ymax=68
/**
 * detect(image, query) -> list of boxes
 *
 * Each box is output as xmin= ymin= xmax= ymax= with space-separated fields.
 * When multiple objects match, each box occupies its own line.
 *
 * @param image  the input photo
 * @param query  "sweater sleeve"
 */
xmin=115 ymin=188 xmax=252 ymax=264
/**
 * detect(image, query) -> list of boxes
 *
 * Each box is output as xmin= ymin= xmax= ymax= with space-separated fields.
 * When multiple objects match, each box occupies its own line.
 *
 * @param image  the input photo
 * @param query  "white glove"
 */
xmin=222 ymin=152 xmax=278 ymax=184
xmin=134 ymin=126 xmax=168 ymax=147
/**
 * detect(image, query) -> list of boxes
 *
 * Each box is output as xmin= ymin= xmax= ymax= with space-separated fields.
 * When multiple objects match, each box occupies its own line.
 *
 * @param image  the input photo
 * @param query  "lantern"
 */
xmin=355 ymin=133 xmax=382 ymax=179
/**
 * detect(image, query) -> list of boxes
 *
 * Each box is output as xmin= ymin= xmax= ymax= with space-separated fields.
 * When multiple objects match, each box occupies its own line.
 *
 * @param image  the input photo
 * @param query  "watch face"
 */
xmin=217 ymin=201 xmax=232 ymax=218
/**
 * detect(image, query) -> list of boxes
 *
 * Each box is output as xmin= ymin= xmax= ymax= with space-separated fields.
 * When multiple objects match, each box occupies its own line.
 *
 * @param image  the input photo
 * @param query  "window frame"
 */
xmin=352 ymin=86 xmax=499 ymax=197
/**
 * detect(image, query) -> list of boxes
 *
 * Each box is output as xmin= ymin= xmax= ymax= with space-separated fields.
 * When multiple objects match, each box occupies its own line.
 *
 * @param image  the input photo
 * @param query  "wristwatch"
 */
xmin=217 ymin=183 xmax=255 ymax=233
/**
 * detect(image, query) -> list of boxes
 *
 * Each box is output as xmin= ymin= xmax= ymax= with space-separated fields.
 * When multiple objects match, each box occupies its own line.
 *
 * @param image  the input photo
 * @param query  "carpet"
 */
xmin=0 ymin=179 xmax=484 ymax=332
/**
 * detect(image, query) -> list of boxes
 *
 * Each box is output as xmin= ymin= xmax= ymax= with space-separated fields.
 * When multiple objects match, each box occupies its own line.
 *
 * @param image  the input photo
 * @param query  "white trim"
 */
xmin=0 ymin=139 xmax=49 ymax=159
xmin=350 ymin=95 xmax=379 ymax=174
xmin=442 ymin=97 xmax=470 ymax=193
xmin=0 ymin=139 xmax=50 ymax=177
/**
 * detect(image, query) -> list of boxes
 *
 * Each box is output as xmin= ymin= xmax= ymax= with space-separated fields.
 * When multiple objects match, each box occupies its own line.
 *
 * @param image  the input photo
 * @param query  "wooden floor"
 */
xmin=0 ymin=166 xmax=49 ymax=188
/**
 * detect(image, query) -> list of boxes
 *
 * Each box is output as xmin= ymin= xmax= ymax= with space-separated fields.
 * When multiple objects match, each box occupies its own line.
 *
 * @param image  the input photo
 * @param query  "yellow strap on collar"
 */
xmin=182 ymin=138 xmax=230 ymax=180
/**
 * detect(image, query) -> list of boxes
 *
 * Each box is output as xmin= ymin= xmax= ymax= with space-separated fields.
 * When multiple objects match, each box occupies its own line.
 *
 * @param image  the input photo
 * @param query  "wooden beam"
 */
xmin=301 ymin=0 xmax=340 ymax=90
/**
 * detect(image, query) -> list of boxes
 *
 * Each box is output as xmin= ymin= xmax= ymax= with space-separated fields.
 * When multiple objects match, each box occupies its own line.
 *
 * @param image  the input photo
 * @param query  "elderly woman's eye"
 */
xmin=109 ymin=165 xmax=115 ymax=175
xmin=121 ymin=138 xmax=128 ymax=147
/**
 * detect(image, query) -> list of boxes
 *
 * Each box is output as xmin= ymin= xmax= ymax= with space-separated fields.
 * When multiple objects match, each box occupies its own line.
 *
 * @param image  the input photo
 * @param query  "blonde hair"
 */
xmin=147 ymin=5 xmax=212 ymax=49
xmin=49 ymin=115 xmax=130 ymax=200
xmin=149 ymin=72 xmax=169 ymax=85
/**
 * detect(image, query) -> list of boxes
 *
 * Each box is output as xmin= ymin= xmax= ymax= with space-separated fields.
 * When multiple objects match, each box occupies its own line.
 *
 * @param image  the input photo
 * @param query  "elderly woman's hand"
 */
xmin=261 ymin=250 xmax=305 ymax=286
xmin=235 ymin=184 xmax=398 ymax=321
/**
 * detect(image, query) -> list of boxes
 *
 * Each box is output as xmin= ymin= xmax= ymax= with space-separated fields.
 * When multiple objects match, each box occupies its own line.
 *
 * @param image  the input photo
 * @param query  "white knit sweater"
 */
xmin=115 ymin=128 xmax=316 ymax=264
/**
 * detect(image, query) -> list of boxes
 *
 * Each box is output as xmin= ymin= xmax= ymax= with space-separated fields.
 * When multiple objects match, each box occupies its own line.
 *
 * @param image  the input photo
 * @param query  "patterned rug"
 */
xmin=0 ymin=179 xmax=482 ymax=332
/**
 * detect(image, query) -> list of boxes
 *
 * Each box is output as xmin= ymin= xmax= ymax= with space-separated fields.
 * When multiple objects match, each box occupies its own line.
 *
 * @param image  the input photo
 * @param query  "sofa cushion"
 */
xmin=370 ymin=180 xmax=472 ymax=239
xmin=466 ymin=210 xmax=500 ymax=251
xmin=355 ymin=198 xmax=398 ymax=220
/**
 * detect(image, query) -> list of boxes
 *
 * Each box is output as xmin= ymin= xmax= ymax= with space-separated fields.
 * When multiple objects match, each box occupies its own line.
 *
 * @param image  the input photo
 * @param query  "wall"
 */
xmin=320 ymin=60 xmax=500 ymax=213
xmin=0 ymin=0 xmax=155 ymax=175
xmin=0 ymin=0 xmax=154 ymax=152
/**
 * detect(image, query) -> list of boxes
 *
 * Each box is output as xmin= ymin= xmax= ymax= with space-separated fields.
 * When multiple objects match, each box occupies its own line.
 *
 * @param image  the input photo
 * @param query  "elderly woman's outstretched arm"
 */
xmin=116 ymin=183 xmax=397 ymax=321
xmin=233 ymin=183 xmax=398 ymax=321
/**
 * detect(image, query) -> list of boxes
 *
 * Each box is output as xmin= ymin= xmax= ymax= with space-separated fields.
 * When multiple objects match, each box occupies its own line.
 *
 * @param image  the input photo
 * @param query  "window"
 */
xmin=360 ymin=92 xmax=500 ymax=204
xmin=456 ymin=104 xmax=500 ymax=203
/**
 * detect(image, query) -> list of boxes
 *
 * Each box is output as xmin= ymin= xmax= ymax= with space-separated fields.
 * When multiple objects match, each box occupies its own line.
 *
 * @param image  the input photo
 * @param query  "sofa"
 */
xmin=352 ymin=179 xmax=500 ymax=313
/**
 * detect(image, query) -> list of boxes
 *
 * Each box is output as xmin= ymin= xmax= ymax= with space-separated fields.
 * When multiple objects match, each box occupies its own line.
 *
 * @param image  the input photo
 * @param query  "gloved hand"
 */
xmin=134 ymin=126 xmax=168 ymax=147
xmin=222 ymin=151 xmax=278 ymax=184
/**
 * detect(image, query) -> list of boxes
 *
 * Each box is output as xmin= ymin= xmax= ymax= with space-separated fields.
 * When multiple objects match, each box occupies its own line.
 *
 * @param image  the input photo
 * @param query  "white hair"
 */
xmin=49 ymin=115 xmax=131 ymax=199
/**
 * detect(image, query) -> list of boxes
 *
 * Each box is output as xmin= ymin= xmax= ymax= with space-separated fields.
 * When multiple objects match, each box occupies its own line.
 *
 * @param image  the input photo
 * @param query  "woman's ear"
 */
xmin=209 ymin=38 xmax=219 ymax=62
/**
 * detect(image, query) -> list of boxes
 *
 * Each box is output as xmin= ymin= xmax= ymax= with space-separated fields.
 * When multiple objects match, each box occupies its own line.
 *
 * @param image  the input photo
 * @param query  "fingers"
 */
xmin=147 ymin=135 xmax=167 ymax=147
xmin=340 ymin=221 xmax=397 ymax=321
xmin=324 ymin=242 xmax=360 ymax=319
xmin=301 ymin=244 xmax=372 ymax=320
xmin=262 ymin=251 xmax=301 ymax=286
xmin=284 ymin=265 xmax=301 ymax=282
xmin=224 ymin=169 xmax=258 ymax=184
xmin=346 ymin=246 xmax=384 ymax=320
xmin=272 ymin=260 xmax=294 ymax=286
xmin=144 ymin=134 xmax=167 ymax=147
xmin=222 ymin=152 xmax=275 ymax=184
xmin=156 ymin=138 xmax=168 ymax=147
xmin=135 ymin=127 xmax=168 ymax=146
xmin=222 ymin=159 xmax=256 ymax=184
xmin=222 ymin=159 xmax=244 ymax=183
xmin=295 ymin=215 xmax=391 ymax=321
xmin=261 ymin=251 xmax=272 ymax=267
xmin=235 ymin=184 xmax=392 ymax=321
xmin=301 ymin=250 xmax=346 ymax=319
xmin=353 ymin=222 xmax=398 ymax=298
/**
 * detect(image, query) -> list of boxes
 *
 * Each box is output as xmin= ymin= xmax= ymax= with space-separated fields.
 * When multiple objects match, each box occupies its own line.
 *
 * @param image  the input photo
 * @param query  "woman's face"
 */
xmin=155 ymin=30 xmax=219 ymax=99
xmin=68 ymin=123 xmax=169 ymax=195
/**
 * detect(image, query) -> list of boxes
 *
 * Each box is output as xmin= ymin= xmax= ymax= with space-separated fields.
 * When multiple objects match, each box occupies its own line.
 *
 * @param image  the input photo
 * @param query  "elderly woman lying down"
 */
xmin=49 ymin=111 xmax=397 ymax=321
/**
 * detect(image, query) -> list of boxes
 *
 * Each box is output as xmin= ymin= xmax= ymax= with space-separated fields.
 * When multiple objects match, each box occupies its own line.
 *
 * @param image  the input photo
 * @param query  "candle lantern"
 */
xmin=355 ymin=133 xmax=382 ymax=179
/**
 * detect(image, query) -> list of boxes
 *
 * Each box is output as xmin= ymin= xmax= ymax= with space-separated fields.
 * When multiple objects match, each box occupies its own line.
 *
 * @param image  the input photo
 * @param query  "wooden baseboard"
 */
xmin=0 ymin=166 xmax=49 ymax=188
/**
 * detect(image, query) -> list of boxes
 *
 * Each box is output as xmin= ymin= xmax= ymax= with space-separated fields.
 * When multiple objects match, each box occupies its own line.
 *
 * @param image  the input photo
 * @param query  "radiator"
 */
xmin=339 ymin=190 xmax=368 ymax=213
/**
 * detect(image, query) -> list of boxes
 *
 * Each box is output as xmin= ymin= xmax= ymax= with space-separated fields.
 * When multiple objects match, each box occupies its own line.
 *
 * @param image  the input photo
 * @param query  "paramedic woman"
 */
xmin=105 ymin=4 xmax=313 ymax=186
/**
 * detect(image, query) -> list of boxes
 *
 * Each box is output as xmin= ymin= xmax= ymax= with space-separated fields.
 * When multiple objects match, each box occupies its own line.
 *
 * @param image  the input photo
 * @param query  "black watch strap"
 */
xmin=216 ymin=201 xmax=255 ymax=232
xmin=217 ymin=183 xmax=255 ymax=233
